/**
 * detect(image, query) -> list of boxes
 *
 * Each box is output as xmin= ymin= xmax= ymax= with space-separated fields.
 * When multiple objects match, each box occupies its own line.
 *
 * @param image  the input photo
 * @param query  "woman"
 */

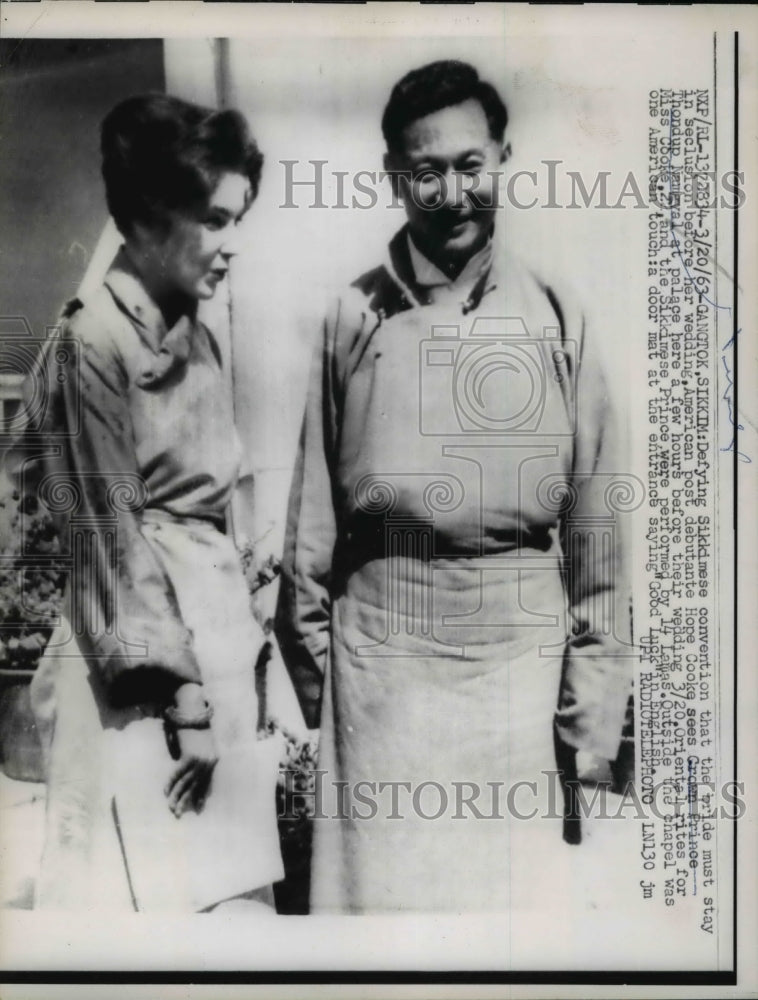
xmin=275 ymin=60 xmax=633 ymax=913
xmin=12 ymin=94 xmax=283 ymax=912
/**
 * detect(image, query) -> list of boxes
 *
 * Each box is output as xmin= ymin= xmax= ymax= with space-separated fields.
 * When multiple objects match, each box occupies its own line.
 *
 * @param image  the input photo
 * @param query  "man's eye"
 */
xmin=203 ymin=215 xmax=228 ymax=231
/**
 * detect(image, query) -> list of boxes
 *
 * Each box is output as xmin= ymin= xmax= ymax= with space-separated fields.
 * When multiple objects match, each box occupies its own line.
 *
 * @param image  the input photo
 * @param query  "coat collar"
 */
xmin=406 ymin=231 xmax=494 ymax=291
xmin=383 ymin=223 xmax=501 ymax=316
xmin=103 ymin=246 xmax=196 ymax=389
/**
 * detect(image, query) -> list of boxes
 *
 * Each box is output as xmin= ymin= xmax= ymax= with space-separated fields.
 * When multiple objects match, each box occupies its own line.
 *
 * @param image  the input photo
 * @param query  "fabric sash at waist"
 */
xmin=336 ymin=546 xmax=569 ymax=662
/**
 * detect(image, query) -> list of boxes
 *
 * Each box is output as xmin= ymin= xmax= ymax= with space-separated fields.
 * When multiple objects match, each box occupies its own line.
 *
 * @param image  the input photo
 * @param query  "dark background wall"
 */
xmin=0 ymin=39 xmax=164 ymax=339
xmin=0 ymin=38 xmax=164 ymax=548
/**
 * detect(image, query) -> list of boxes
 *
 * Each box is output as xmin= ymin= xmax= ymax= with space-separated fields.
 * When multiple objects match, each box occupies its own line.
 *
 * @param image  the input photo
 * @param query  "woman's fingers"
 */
xmin=196 ymin=759 xmax=215 ymax=795
xmin=167 ymin=764 xmax=198 ymax=816
xmin=174 ymin=783 xmax=197 ymax=818
xmin=163 ymin=717 xmax=220 ymax=816
xmin=164 ymin=755 xmax=194 ymax=798
xmin=193 ymin=759 xmax=218 ymax=811
xmin=165 ymin=757 xmax=217 ymax=816
xmin=193 ymin=775 xmax=210 ymax=812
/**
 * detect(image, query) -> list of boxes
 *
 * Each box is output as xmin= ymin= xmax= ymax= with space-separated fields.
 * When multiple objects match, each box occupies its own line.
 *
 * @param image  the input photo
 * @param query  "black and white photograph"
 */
xmin=0 ymin=2 xmax=756 ymax=994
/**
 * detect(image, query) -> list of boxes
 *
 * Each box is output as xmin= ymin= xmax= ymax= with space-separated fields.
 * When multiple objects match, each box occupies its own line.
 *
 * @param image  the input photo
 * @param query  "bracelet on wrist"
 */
xmin=164 ymin=702 xmax=214 ymax=730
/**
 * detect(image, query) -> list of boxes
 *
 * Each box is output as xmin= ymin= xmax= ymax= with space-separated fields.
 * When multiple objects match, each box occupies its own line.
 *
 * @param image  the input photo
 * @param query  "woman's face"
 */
xmin=155 ymin=171 xmax=252 ymax=302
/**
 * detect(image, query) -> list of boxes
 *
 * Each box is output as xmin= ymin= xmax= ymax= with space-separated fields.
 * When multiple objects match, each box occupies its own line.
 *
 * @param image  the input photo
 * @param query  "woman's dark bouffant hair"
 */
xmin=382 ymin=60 xmax=508 ymax=154
xmin=101 ymin=93 xmax=264 ymax=237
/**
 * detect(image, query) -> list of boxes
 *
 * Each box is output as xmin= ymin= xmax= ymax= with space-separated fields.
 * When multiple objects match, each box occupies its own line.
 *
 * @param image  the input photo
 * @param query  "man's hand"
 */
xmin=575 ymin=750 xmax=613 ymax=786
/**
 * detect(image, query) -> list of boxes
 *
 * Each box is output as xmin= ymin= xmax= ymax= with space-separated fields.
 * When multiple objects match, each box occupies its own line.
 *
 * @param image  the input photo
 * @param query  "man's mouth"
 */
xmin=441 ymin=216 xmax=471 ymax=237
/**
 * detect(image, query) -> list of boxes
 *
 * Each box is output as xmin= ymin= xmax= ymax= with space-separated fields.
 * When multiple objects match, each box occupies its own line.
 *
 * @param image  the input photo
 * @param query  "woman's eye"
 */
xmin=203 ymin=215 xmax=228 ymax=231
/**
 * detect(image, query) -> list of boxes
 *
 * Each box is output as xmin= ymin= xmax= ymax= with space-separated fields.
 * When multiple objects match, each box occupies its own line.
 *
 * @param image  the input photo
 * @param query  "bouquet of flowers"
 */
xmin=260 ymin=717 xmax=319 ymax=913
xmin=0 ymin=492 xmax=66 ymax=673
xmin=0 ymin=491 xmax=63 ymax=779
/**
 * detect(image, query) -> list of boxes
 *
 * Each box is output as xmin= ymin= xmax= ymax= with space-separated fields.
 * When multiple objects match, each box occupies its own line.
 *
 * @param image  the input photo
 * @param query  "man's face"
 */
xmin=386 ymin=98 xmax=506 ymax=271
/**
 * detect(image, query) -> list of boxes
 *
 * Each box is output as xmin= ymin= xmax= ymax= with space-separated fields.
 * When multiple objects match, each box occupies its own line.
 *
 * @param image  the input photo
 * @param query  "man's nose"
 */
xmin=439 ymin=168 xmax=467 ymax=209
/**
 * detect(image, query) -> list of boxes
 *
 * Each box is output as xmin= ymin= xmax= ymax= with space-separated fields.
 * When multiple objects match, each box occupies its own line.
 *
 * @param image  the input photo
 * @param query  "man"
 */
xmin=276 ymin=60 xmax=631 ymax=913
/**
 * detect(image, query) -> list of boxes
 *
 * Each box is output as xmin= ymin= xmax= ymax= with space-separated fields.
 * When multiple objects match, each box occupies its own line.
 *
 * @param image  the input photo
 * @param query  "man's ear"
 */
xmin=383 ymin=151 xmax=403 ymax=203
xmin=500 ymin=141 xmax=512 ymax=165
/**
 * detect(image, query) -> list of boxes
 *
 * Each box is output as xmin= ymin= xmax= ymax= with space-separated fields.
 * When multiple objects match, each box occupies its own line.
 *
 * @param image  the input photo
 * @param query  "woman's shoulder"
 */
xmin=58 ymin=283 xmax=130 ymax=383
xmin=60 ymin=282 xmax=122 ymax=343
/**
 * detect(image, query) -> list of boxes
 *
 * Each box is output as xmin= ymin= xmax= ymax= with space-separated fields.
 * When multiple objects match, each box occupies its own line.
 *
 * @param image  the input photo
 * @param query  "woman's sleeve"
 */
xmin=275 ymin=314 xmax=339 ymax=729
xmin=554 ymin=301 xmax=634 ymax=761
xmin=11 ymin=306 xmax=202 ymax=706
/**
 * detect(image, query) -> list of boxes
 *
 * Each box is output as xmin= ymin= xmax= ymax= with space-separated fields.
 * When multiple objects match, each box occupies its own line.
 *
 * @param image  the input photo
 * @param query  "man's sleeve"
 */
xmin=554 ymin=299 xmax=634 ymax=761
xmin=275 ymin=313 xmax=339 ymax=729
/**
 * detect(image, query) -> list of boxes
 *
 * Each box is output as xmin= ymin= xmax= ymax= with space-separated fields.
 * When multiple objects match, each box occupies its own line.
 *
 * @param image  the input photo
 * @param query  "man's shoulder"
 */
xmin=323 ymin=262 xmax=408 ymax=339
xmin=349 ymin=261 xmax=410 ymax=316
xmin=327 ymin=227 xmax=414 ymax=329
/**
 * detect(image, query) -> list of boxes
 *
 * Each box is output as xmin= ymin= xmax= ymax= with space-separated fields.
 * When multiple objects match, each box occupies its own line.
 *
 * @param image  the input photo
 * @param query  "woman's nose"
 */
xmin=220 ymin=224 xmax=245 ymax=258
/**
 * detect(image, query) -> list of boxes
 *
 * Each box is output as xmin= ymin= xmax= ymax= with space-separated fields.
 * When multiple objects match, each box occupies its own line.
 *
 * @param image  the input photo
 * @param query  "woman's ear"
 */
xmin=500 ymin=142 xmax=512 ymax=165
xmin=129 ymin=219 xmax=156 ymax=252
xmin=129 ymin=217 xmax=171 ymax=258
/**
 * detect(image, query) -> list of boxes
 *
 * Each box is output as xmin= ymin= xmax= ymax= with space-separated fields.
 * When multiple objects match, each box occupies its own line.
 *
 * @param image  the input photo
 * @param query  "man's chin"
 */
xmin=439 ymin=229 xmax=485 ymax=261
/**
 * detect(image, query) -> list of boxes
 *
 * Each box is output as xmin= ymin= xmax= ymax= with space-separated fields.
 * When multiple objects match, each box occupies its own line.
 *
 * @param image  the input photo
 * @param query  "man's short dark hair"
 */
xmin=381 ymin=60 xmax=508 ymax=154
xmin=101 ymin=93 xmax=264 ymax=238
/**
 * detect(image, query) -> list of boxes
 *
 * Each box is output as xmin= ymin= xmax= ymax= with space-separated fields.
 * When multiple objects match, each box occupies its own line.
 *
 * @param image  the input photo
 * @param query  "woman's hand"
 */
xmin=164 ymin=726 xmax=219 ymax=817
xmin=163 ymin=682 xmax=218 ymax=817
